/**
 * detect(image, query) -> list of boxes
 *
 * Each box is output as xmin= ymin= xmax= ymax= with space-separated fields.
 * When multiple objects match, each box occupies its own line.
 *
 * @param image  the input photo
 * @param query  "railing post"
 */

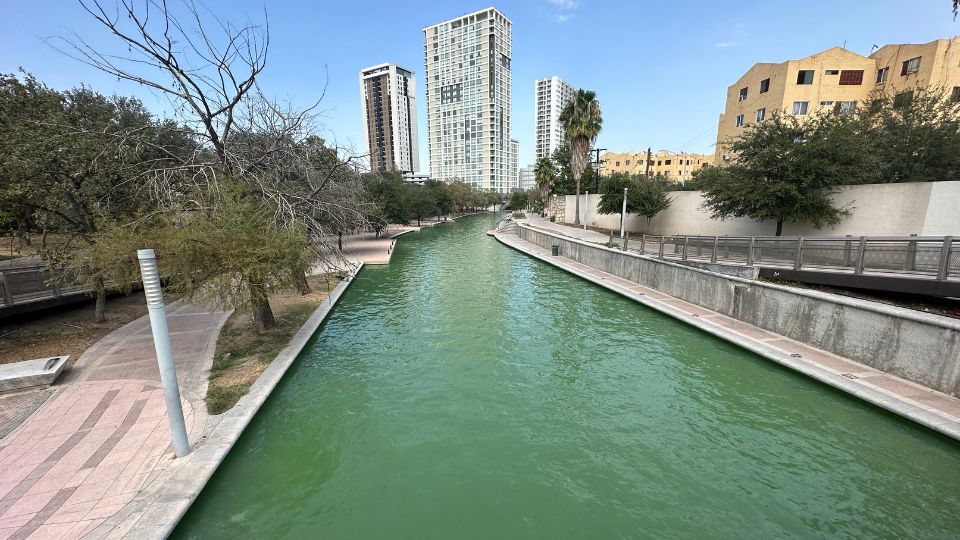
xmin=623 ymin=236 xmax=629 ymax=252
xmin=843 ymin=235 xmax=853 ymax=267
xmin=658 ymin=236 xmax=665 ymax=259
xmin=723 ymin=237 xmax=729 ymax=259
xmin=609 ymin=229 xmax=614 ymax=247
xmin=854 ymin=236 xmax=867 ymax=275
xmin=682 ymin=236 xmax=689 ymax=260
xmin=0 ymin=271 xmax=11 ymax=306
xmin=697 ymin=236 xmax=703 ymax=257
xmin=794 ymin=236 xmax=804 ymax=270
xmin=746 ymin=237 xmax=755 ymax=266
xmin=711 ymin=236 xmax=719 ymax=263
xmin=907 ymin=233 xmax=918 ymax=272
xmin=937 ymin=236 xmax=953 ymax=280
xmin=640 ymin=234 xmax=646 ymax=254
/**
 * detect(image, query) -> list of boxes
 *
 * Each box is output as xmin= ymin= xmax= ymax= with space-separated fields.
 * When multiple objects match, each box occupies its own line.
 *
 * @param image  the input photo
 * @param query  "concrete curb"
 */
xmin=494 ymin=232 xmax=960 ymax=442
xmin=106 ymin=263 xmax=365 ymax=539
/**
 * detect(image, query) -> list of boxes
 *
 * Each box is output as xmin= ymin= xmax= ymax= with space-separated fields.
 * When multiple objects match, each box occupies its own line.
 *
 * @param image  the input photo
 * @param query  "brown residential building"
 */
xmin=360 ymin=63 xmax=419 ymax=173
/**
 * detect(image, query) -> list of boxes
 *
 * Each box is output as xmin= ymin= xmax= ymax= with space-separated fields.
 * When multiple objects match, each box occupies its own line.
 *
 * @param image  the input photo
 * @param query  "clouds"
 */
xmin=547 ymin=0 xmax=580 ymax=22
xmin=713 ymin=41 xmax=740 ymax=48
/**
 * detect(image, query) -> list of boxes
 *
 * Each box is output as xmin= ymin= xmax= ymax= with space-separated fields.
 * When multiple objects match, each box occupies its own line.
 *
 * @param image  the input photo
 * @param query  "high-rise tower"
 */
xmin=534 ymin=76 xmax=575 ymax=160
xmin=423 ymin=7 xmax=513 ymax=192
xmin=359 ymin=63 xmax=419 ymax=173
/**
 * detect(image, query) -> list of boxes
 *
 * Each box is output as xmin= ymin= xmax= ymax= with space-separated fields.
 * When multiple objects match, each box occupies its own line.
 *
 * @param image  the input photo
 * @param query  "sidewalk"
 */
xmin=524 ymin=214 xmax=611 ymax=244
xmin=0 ymin=303 xmax=229 ymax=539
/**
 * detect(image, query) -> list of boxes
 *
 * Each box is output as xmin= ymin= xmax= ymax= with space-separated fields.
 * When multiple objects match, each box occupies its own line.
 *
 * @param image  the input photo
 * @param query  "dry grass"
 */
xmin=0 ymin=293 xmax=148 ymax=366
xmin=205 ymin=273 xmax=343 ymax=414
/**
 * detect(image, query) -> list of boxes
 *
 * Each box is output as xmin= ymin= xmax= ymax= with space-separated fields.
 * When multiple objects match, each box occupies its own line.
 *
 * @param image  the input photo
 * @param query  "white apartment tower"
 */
xmin=508 ymin=139 xmax=519 ymax=191
xmin=359 ymin=63 xmax=419 ymax=173
xmin=423 ymin=7 xmax=513 ymax=192
xmin=535 ymin=76 xmax=575 ymax=160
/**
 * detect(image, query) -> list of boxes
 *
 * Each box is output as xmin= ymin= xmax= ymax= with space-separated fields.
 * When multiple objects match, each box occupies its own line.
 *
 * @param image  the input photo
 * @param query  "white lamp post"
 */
xmin=137 ymin=249 xmax=190 ymax=457
xmin=620 ymin=187 xmax=628 ymax=239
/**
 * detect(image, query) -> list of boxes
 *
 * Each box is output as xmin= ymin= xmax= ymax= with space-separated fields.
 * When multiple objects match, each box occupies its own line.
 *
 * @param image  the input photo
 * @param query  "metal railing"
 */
xmin=0 ymin=265 xmax=87 ymax=308
xmin=625 ymin=234 xmax=958 ymax=281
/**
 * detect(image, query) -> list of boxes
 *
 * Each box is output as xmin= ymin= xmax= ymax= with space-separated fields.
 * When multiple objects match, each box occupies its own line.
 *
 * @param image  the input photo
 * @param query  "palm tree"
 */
xmin=533 ymin=157 xmax=556 ymax=213
xmin=559 ymin=89 xmax=602 ymax=225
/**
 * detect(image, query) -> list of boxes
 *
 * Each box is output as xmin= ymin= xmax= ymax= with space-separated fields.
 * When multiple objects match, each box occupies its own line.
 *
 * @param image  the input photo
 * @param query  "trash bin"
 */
xmin=551 ymin=244 xmax=560 ymax=256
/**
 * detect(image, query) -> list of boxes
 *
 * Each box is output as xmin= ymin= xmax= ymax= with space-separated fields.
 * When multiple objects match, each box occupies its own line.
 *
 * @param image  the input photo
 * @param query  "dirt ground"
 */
xmin=205 ymin=274 xmax=342 ymax=414
xmin=0 ymin=293 xmax=148 ymax=365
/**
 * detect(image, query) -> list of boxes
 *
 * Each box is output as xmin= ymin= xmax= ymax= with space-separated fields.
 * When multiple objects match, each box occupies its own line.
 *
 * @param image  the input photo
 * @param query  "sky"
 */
xmin=1 ymin=0 xmax=958 ymax=172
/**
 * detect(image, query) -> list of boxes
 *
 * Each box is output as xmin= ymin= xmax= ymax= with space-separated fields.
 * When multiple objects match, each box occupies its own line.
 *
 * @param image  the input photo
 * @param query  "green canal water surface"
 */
xmin=175 ymin=214 xmax=960 ymax=539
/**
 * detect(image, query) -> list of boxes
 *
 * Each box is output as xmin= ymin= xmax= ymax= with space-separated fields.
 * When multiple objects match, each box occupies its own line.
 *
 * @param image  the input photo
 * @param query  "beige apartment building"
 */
xmin=714 ymin=36 xmax=960 ymax=164
xmin=601 ymin=150 xmax=712 ymax=182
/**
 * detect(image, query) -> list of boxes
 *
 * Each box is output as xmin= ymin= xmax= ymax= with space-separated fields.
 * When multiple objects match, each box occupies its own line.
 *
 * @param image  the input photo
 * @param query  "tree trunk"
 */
xmin=338 ymin=232 xmax=343 ymax=251
xmin=294 ymin=271 xmax=311 ymax=296
xmin=94 ymin=276 xmax=106 ymax=323
xmin=775 ymin=219 xmax=784 ymax=236
xmin=248 ymin=280 xmax=276 ymax=332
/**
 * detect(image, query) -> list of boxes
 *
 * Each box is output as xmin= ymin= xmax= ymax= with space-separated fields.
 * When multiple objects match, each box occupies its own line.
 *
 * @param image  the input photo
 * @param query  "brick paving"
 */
xmin=0 ymin=303 xmax=228 ymax=539
xmin=0 ymin=392 xmax=53 ymax=440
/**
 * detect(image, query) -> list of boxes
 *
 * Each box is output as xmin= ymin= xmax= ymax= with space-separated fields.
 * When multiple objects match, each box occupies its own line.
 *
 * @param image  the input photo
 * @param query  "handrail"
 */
xmin=623 ymin=232 xmax=957 ymax=281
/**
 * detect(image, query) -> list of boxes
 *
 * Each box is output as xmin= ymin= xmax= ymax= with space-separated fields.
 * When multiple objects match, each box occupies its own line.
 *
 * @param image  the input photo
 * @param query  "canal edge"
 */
xmin=491 ymin=231 xmax=960 ymax=443
xmin=113 ymin=263 xmax=366 ymax=539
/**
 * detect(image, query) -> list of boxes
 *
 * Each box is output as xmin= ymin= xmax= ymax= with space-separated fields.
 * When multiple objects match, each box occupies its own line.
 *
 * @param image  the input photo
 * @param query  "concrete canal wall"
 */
xmin=518 ymin=224 xmax=960 ymax=398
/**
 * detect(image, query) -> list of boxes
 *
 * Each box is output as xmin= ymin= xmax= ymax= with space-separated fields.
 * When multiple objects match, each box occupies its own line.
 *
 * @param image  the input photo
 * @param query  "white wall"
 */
xmin=557 ymin=181 xmax=960 ymax=237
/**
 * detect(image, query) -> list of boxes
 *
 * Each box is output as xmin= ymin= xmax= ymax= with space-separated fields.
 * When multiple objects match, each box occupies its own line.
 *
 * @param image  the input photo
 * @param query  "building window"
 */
xmin=796 ymin=70 xmax=814 ymax=84
xmin=735 ymin=114 xmax=744 ymax=127
xmin=759 ymin=78 xmax=770 ymax=93
xmin=792 ymin=101 xmax=808 ymax=115
xmin=876 ymin=67 xmax=889 ymax=84
xmin=665 ymin=159 xmax=672 ymax=165
xmin=839 ymin=70 xmax=864 ymax=85
xmin=951 ymin=86 xmax=960 ymax=102
xmin=901 ymin=57 xmax=921 ymax=75
xmin=820 ymin=101 xmax=834 ymax=107
xmin=756 ymin=108 xmax=765 ymax=122
xmin=825 ymin=69 xmax=839 ymax=75
xmin=738 ymin=87 xmax=748 ymax=101
xmin=625 ymin=160 xmax=631 ymax=166
xmin=837 ymin=101 xmax=857 ymax=116
xmin=894 ymin=91 xmax=914 ymax=108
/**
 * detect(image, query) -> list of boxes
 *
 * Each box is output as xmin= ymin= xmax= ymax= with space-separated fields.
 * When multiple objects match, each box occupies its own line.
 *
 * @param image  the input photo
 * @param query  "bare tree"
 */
xmin=51 ymin=0 xmax=374 ymax=331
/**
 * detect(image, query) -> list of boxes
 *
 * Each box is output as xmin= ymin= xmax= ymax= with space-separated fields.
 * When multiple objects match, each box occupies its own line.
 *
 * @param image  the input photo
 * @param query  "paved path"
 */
xmin=0 ymin=303 xmax=229 ymax=539
xmin=494 ymin=229 xmax=960 ymax=440
xmin=524 ymin=214 xmax=612 ymax=243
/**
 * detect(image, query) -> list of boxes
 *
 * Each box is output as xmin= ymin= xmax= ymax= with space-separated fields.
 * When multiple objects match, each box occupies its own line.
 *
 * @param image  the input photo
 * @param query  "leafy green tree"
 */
xmin=559 ymin=89 xmax=603 ymax=224
xmin=550 ymin=142 xmax=597 ymax=196
xmin=598 ymin=173 xmax=671 ymax=231
xmin=0 ymin=74 xmax=192 ymax=322
xmin=406 ymin=186 xmax=437 ymax=226
xmin=163 ymin=189 xmax=311 ymax=332
xmin=697 ymin=111 xmax=878 ymax=236
xmin=534 ymin=157 xmax=556 ymax=207
xmin=509 ymin=191 xmax=528 ymax=210
xmin=362 ymin=171 xmax=410 ymax=227
xmin=425 ymin=180 xmax=453 ymax=218
xmin=854 ymin=86 xmax=960 ymax=183
xmin=444 ymin=179 xmax=474 ymax=214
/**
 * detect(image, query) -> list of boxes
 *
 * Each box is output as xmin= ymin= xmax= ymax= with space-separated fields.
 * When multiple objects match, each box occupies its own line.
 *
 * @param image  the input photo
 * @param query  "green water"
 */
xmin=174 ymin=214 xmax=960 ymax=539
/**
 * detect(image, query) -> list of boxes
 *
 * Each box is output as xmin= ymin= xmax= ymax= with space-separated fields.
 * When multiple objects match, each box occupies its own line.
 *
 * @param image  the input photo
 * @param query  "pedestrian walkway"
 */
xmin=0 ymin=303 xmax=229 ymax=539
xmin=524 ymin=214 xmax=611 ymax=244
xmin=493 ymin=229 xmax=960 ymax=441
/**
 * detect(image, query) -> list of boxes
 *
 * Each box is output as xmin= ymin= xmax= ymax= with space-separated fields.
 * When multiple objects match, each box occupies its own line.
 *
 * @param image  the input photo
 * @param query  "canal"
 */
xmin=175 ymin=214 xmax=960 ymax=538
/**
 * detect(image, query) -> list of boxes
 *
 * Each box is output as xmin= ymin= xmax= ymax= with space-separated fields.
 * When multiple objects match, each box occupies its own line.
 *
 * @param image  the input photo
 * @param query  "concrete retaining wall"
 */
xmin=519 ymin=224 xmax=960 ymax=397
xmin=555 ymin=181 xmax=960 ymax=236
